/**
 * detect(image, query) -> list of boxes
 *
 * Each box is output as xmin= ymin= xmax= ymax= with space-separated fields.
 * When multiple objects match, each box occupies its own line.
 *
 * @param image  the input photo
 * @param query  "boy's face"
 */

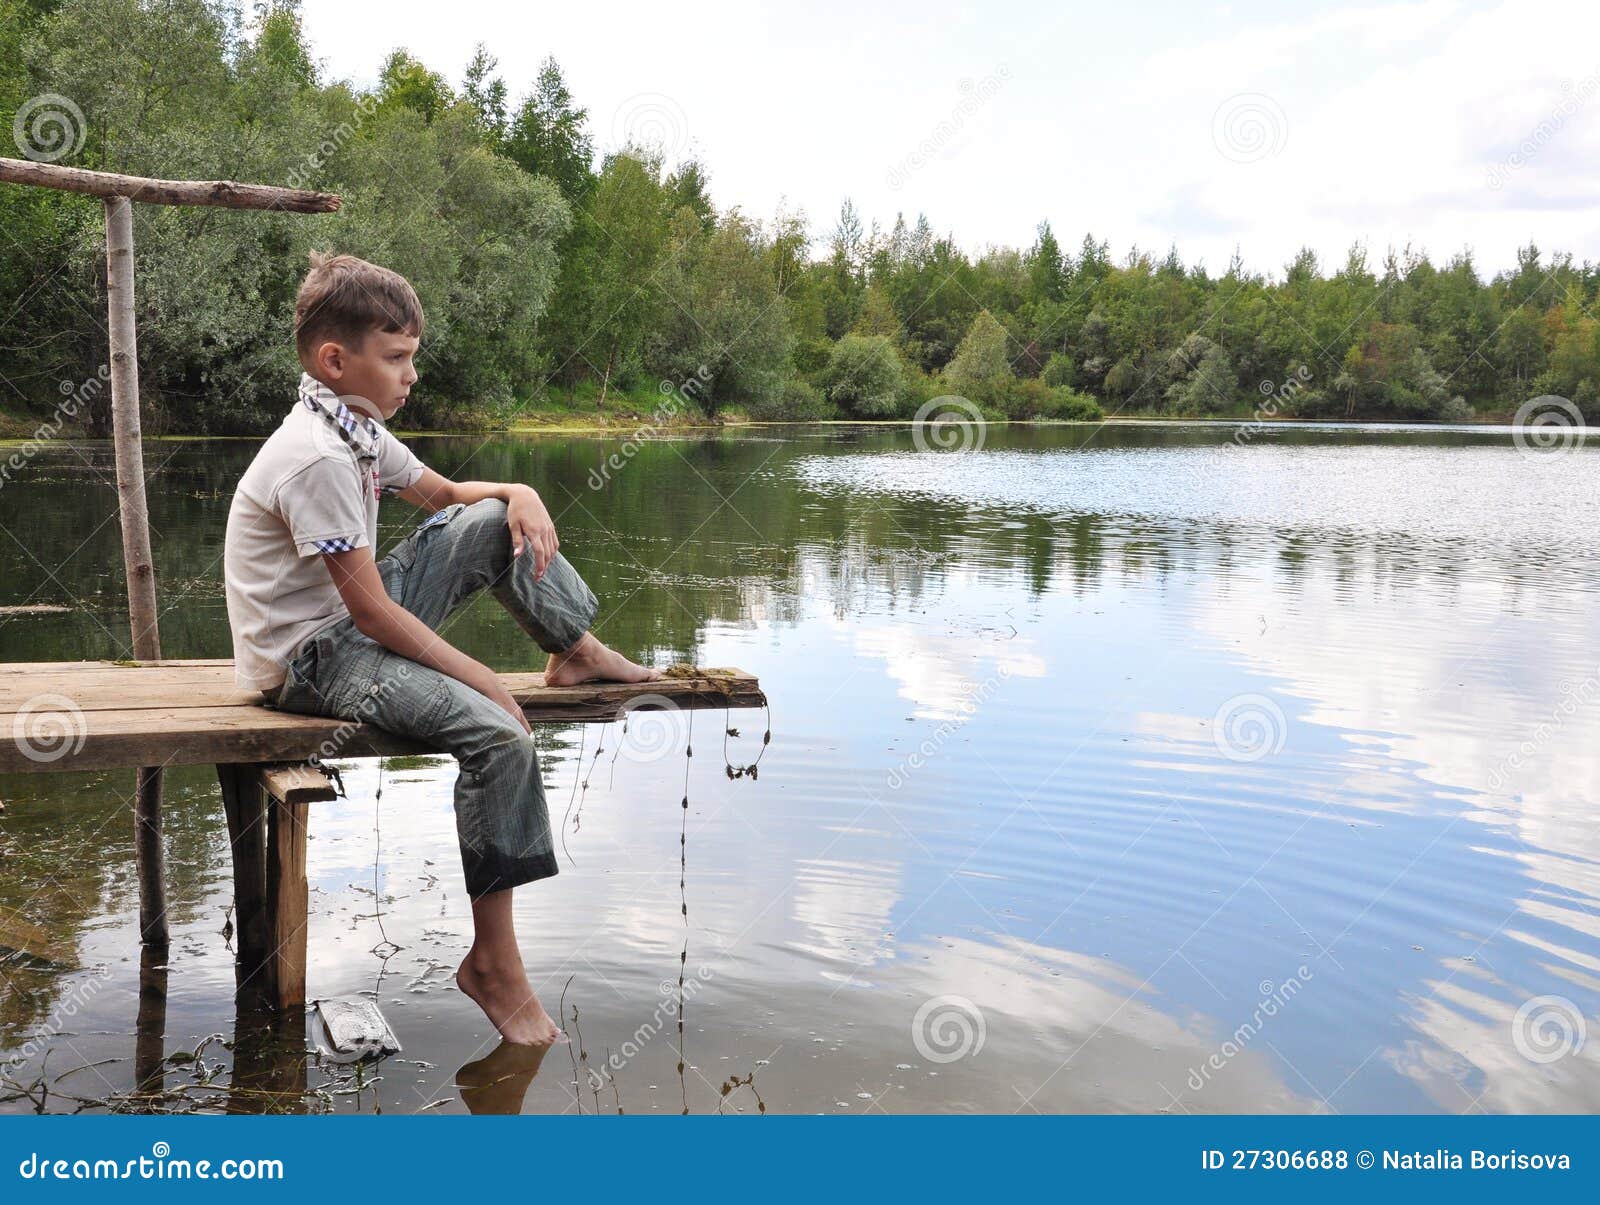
xmin=308 ymin=328 xmax=420 ymax=422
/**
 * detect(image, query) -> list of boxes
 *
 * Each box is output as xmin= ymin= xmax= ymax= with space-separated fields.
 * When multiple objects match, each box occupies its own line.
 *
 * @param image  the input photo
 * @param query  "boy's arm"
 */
xmin=320 ymin=545 xmax=531 ymax=734
xmin=397 ymin=466 xmax=559 ymax=579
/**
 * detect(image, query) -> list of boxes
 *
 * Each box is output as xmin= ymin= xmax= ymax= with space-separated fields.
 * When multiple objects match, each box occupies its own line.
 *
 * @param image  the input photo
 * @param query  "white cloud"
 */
xmin=296 ymin=0 xmax=1599 ymax=279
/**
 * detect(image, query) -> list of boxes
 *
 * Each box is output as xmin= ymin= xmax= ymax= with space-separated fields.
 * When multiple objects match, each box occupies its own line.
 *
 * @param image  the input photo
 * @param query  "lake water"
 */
xmin=2 ymin=420 xmax=1599 ymax=1114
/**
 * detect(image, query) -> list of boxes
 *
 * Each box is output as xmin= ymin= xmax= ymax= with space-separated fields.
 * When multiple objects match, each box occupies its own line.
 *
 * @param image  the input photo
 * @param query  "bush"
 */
xmin=1042 ymin=352 xmax=1077 ymax=388
xmin=995 ymin=377 xmax=1053 ymax=418
xmin=819 ymin=335 xmax=904 ymax=417
xmin=1038 ymin=386 xmax=1102 ymax=421
xmin=748 ymin=378 xmax=831 ymax=421
xmin=980 ymin=378 xmax=1103 ymax=421
xmin=792 ymin=337 xmax=832 ymax=376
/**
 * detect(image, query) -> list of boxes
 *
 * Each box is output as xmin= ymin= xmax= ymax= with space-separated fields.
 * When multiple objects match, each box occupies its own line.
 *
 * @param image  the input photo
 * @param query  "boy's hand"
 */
xmin=506 ymin=484 xmax=558 ymax=580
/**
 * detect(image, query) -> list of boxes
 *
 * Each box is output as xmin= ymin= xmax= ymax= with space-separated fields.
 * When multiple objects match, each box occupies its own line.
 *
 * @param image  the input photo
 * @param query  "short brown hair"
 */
xmin=293 ymin=251 xmax=423 ymax=365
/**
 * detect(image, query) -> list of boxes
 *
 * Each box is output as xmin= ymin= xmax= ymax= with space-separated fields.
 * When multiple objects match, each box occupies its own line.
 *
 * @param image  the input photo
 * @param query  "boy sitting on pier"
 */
xmin=223 ymin=251 xmax=659 ymax=1046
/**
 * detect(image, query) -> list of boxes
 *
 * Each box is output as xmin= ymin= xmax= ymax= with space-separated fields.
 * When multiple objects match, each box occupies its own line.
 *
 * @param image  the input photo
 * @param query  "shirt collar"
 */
xmin=298 ymin=372 xmax=381 ymax=456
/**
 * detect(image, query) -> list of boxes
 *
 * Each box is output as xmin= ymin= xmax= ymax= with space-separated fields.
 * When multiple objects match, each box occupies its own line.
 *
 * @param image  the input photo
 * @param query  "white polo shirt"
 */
xmin=224 ymin=373 xmax=426 ymax=693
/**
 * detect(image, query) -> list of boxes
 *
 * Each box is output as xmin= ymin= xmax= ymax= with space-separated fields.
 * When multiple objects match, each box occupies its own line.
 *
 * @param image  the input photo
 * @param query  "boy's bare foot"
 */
xmin=545 ymin=631 xmax=663 ymax=686
xmin=455 ymin=952 xmax=566 ymax=1047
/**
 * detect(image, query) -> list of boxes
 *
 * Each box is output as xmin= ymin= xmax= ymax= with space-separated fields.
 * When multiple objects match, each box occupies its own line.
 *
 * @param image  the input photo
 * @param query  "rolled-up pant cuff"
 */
xmin=462 ymin=845 xmax=560 ymax=900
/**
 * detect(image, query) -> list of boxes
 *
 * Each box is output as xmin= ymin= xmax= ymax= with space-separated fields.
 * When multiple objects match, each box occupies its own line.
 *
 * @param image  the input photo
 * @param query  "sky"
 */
xmin=297 ymin=0 xmax=1600 ymax=278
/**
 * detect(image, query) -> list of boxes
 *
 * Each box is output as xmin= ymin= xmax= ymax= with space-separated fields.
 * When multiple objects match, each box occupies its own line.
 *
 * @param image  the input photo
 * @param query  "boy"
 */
xmin=223 ymin=251 xmax=659 ymax=1046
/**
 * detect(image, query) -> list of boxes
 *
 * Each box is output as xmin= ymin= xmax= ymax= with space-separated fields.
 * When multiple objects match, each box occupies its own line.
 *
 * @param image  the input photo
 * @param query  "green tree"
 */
xmin=578 ymin=150 xmax=668 ymax=405
xmin=1028 ymin=220 xmax=1067 ymax=304
xmin=945 ymin=308 xmax=1012 ymax=396
xmin=461 ymin=43 xmax=509 ymax=146
xmin=820 ymin=335 xmax=903 ymax=417
xmin=505 ymin=56 xmax=594 ymax=203
xmin=375 ymin=49 xmax=453 ymax=123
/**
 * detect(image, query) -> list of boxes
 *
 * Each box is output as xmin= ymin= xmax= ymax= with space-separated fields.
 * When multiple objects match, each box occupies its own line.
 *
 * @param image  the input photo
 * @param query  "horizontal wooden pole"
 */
xmin=0 ymin=157 xmax=339 ymax=213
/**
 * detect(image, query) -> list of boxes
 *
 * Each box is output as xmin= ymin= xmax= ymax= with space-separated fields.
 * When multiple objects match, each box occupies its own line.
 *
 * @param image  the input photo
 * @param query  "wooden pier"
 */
xmin=0 ymin=658 xmax=764 ymax=1010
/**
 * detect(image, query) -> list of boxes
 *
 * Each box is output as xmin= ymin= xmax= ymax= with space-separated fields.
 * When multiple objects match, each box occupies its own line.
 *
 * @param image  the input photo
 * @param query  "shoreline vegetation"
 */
xmin=0 ymin=403 xmax=1551 ymax=448
xmin=5 ymin=3 xmax=1600 ymax=443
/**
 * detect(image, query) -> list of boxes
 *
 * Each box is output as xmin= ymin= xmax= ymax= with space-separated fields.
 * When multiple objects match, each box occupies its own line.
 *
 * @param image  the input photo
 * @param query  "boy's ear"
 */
xmin=311 ymin=339 xmax=346 ymax=381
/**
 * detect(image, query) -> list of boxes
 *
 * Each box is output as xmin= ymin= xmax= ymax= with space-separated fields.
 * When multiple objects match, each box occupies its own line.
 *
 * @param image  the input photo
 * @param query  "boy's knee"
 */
xmin=463 ymin=497 xmax=509 ymax=529
xmin=460 ymin=720 xmax=535 ymax=776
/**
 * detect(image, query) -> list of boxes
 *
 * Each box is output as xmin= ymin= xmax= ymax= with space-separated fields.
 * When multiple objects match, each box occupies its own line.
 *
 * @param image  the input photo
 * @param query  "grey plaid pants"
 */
xmin=269 ymin=497 xmax=599 ymax=899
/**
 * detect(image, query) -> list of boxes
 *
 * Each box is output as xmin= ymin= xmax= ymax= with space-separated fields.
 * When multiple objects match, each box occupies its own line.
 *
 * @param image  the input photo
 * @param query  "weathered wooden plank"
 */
xmin=0 ymin=663 xmax=765 ymax=773
xmin=217 ymin=764 xmax=269 ymax=986
xmin=0 ymin=665 xmax=760 ymax=710
xmin=267 ymin=794 xmax=309 ymax=1009
xmin=0 ymin=659 xmax=234 ymax=670
xmin=260 ymin=763 xmax=338 ymax=806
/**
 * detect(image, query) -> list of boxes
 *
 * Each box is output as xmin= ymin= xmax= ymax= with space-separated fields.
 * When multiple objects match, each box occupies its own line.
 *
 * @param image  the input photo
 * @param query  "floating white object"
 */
xmin=311 ymin=995 xmax=402 ymax=1062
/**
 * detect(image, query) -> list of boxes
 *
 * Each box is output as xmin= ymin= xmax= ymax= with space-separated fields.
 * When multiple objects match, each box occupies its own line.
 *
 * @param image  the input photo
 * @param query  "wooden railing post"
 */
xmin=105 ymin=193 xmax=167 ymax=948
